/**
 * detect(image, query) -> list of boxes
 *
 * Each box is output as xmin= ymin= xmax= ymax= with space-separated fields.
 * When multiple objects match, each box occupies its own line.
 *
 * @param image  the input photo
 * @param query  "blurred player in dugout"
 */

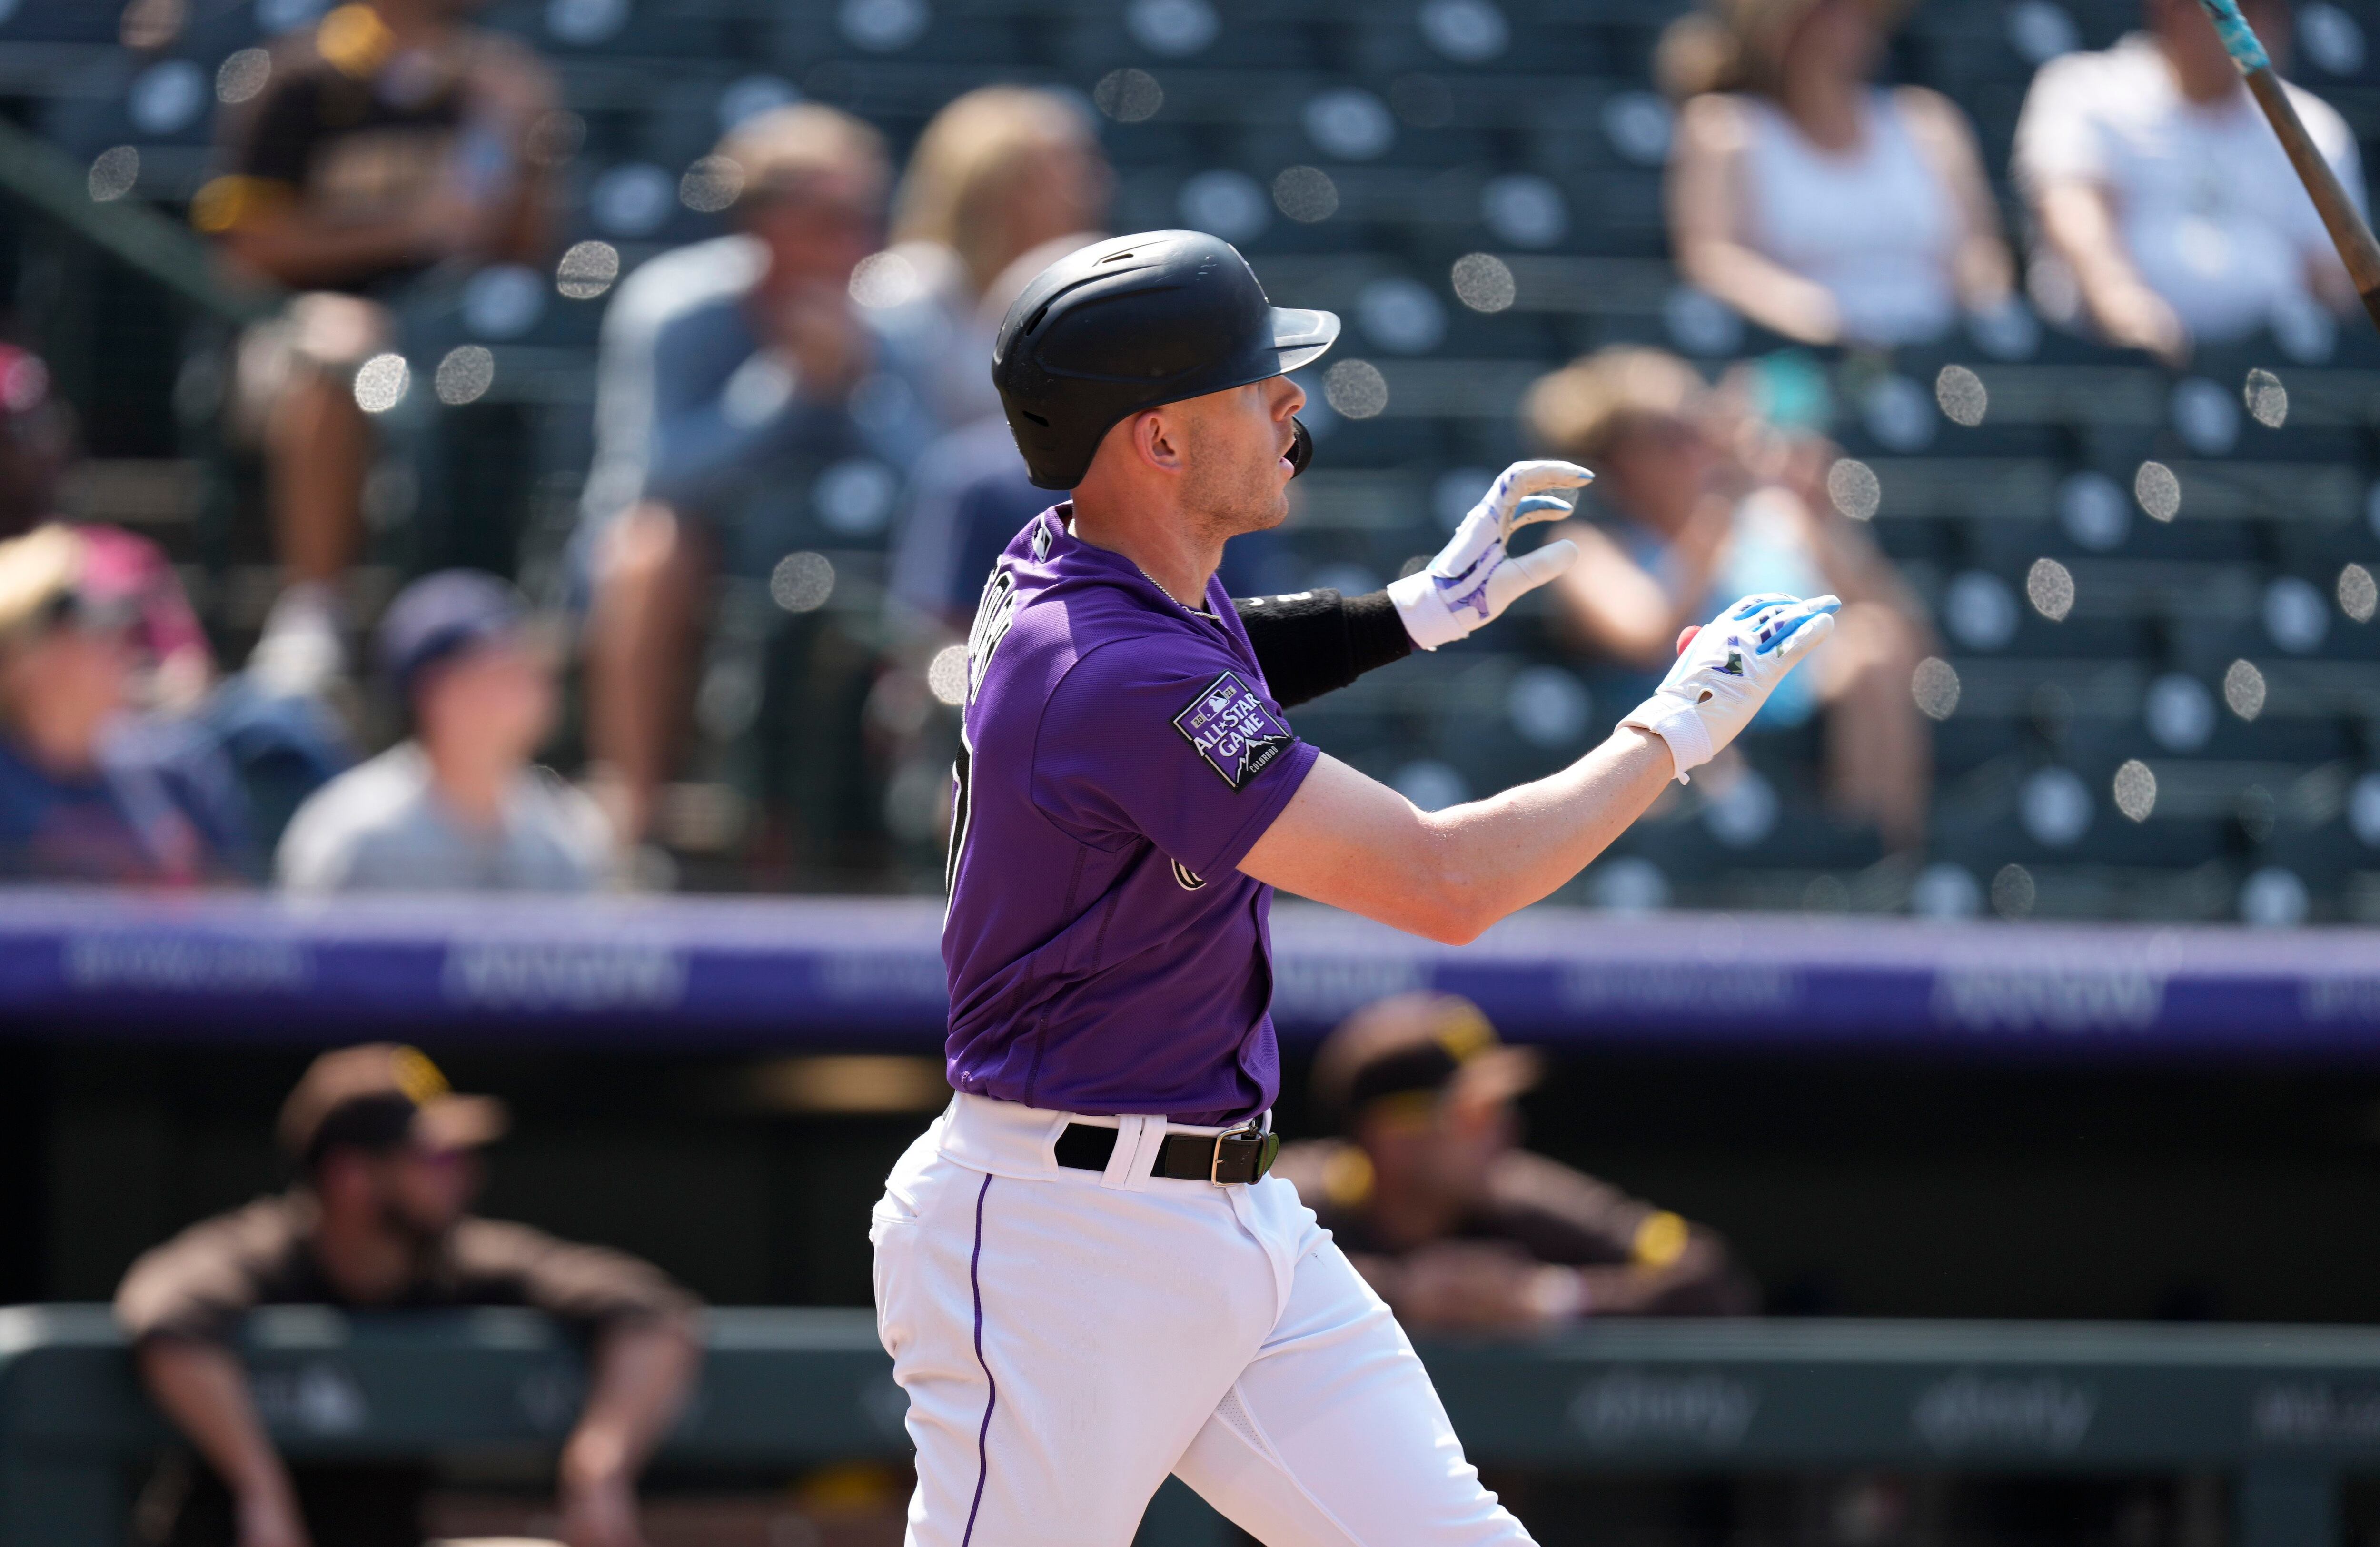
xmin=1275 ymin=995 xmax=1756 ymax=1329
xmin=115 ymin=1046 xmax=700 ymax=1547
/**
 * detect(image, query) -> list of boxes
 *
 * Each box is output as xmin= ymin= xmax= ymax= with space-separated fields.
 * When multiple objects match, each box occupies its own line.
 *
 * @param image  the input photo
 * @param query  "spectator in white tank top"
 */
xmin=2013 ymin=0 xmax=2362 ymax=363
xmin=1663 ymin=0 xmax=2016 ymax=347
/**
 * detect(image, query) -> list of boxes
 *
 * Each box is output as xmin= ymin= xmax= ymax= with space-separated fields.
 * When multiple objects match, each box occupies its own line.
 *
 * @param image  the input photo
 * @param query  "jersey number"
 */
xmin=947 ymin=564 xmax=1019 ymax=896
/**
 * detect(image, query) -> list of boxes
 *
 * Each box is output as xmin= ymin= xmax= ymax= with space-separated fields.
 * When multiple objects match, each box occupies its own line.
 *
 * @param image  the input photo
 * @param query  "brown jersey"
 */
xmin=1274 ymin=1140 xmax=1758 ymax=1318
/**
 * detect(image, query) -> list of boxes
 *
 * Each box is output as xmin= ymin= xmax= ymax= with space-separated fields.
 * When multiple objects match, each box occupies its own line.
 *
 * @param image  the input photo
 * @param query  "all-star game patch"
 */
xmin=1174 ymin=671 xmax=1296 ymax=791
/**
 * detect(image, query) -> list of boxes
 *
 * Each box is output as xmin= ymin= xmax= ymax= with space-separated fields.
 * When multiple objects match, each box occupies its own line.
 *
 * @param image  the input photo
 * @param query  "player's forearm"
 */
xmin=137 ymin=1339 xmax=297 ymax=1502
xmin=1247 ymin=730 xmax=1673 ymax=943
xmin=560 ymin=1315 xmax=702 ymax=1489
xmin=1413 ymin=728 xmax=1675 ymax=940
xmin=1236 ymin=588 xmax=1410 ymax=708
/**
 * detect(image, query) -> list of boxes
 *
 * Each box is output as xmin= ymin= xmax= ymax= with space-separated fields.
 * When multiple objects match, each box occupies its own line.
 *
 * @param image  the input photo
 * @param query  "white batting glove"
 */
xmin=1388 ymin=460 xmax=1590 ymax=650
xmin=1622 ymin=592 xmax=1841 ymax=782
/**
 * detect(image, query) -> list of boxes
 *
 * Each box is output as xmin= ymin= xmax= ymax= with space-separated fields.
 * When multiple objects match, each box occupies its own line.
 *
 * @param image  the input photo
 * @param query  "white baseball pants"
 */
xmin=870 ymin=1093 xmax=1535 ymax=1547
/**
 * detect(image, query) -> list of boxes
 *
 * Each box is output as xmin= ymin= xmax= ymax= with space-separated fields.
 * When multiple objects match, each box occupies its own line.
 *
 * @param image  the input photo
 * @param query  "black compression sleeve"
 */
xmin=1234 ymin=588 xmax=1414 ymax=708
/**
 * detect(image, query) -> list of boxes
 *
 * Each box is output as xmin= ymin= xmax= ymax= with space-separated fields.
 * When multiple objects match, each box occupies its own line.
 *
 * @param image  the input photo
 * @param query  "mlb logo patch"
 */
xmin=1174 ymin=671 xmax=1295 ymax=791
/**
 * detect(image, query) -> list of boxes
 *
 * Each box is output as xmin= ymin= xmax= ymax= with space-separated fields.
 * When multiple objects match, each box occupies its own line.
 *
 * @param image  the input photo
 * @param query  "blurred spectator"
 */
xmin=0 ymin=525 xmax=250 ymax=882
xmin=0 ymin=344 xmax=75 ymax=541
xmin=2013 ymin=0 xmax=2361 ymax=360
xmin=883 ymin=88 xmax=1113 ymax=625
xmin=118 ymin=1044 xmax=700 ymax=1547
xmin=576 ymin=104 xmax=939 ymax=850
xmin=1663 ymin=0 xmax=2014 ymax=347
xmin=1530 ymin=347 xmax=1932 ymax=851
xmin=888 ymin=415 xmax=1060 ymax=629
xmin=278 ymin=570 xmax=608 ymax=892
xmin=1275 ymin=995 xmax=1756 ymax=1331
xmin=880 ymin=85 xmax=1113 ymax=427
xmin=14 ymin=341 xmax=360 ymax=830
xmin=196 ymin=0 xmax=558 ymax=694
xmin=0 ymin=345 xmax=353 ymax=844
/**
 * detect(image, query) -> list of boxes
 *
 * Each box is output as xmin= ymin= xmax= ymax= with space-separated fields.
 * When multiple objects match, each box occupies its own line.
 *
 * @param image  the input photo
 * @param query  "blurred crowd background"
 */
xmin=8 ymin=3 xmax=2380 ymax=1541
xmin=3 ymin=0 xmax=2379 ymax=920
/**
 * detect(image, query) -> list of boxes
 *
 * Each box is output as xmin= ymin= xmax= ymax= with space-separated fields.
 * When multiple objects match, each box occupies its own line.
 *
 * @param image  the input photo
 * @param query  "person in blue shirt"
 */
xmin=575 ymin=104 xmax=942 ymax=853
xmin=0 ymin=526 xmax=249 ymax=883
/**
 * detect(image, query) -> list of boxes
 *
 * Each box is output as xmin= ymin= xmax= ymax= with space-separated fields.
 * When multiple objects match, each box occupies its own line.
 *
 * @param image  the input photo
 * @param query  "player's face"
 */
xmin=1176 ymin=374 xmax=1306 ymax=538
xmin=378 ymin=1143 xmax=480 ymax=1237
xmin=1357 ymin=1092 xmax=1515 ymax=1212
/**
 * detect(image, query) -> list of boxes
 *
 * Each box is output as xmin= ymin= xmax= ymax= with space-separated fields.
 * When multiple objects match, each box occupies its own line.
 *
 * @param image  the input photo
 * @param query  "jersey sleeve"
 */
xmin=1033 ymin=631 xmax=1319 ymax=879
xmin=448 ymin=1219 xmax=701 ymax=1327
xmin=114 ymin=1203 xmax=287 ymax=1344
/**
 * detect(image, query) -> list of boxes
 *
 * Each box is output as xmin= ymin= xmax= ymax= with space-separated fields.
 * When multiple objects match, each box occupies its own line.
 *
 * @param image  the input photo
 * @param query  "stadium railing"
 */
xmin=2 ymin=888 xmax=2377 ymax=1054
xmin=7 ymin=1305 xmax=2380 ymax=1547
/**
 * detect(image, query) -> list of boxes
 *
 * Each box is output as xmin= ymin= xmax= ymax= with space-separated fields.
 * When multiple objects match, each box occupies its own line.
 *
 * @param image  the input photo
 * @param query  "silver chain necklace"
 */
xmin=1064 ymin=518 xmax=1210 ymax=617
xmin=1131 ymin=558 xmax=1213 ymax=618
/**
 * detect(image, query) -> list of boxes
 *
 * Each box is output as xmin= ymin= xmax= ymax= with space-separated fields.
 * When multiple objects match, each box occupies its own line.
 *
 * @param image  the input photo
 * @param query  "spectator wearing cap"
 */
xmin=196 ymin=0 xmax=560 ymax=696
xmin=1529 ymin=347 xmax=1933 ymax=853
xmin=577 ymin=103 xmax=943 ymax=855
xmin=117 ymin=1044 xmax=701 ymax=1547
xmin=0 ymin=525 xmax=251 ymax=882
xmin=2013 ymin=0 xmax=2361 ymax=361
xmin=0 ymin=346 xmax=355 ymax=846
xmin=1662 ymin=0 xmax=2014 ymax=347
xmin=275 ymin=570 xmax=611 ymax=891
xmin=1274 ymin=995 xmax=1756 ymax=1331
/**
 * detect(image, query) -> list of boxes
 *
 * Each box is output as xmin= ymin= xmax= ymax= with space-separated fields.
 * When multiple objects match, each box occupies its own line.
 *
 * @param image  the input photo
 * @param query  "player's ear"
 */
xmin=1134 ymin=406 xmax=1190 ymax=475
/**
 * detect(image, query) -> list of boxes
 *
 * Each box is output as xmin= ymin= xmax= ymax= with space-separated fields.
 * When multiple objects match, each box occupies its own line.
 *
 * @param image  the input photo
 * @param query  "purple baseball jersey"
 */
xmin=942 ymin=505 xmax=1320 ymax=1125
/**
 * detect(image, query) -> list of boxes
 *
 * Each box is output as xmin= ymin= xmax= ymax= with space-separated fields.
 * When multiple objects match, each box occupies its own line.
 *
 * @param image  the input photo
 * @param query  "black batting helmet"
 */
xmin=990 ymin=229 xmax=1339 ymax=490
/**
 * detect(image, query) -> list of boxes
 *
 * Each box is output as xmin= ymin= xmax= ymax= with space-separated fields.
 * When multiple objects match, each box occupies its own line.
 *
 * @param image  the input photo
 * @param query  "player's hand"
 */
xmin=1391 ymin=1241 xmax=1567 ymax=1331
xmin=558 ymin=1467 xmax=648 ymax=1547
xmin=234 ymin=1482 xmax=312 ymax=1547
xmin=1387 ymin=460 xmax=1589 ymax=650
xmin=1622 ymin=591 xmax=1840 ymax=782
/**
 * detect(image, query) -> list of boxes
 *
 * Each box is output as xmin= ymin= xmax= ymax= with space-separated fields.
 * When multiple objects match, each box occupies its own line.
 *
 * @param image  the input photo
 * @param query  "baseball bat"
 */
xmin=2194 ymin=0 xmax=2380 ymax=335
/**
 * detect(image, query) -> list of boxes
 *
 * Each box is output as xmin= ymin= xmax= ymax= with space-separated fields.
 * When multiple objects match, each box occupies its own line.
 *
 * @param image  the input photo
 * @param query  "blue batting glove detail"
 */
xmin=1753 ymin=598 xmax=1840 ymax=654
xmin=1727 ymin=593 xmax=1797 ymax=621
xmin=1623 ymin=592 xmax=1842 ymax=781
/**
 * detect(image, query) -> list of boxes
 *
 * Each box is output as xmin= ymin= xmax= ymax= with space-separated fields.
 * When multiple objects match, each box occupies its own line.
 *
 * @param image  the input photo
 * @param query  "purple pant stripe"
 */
xmin=961 ymin=1172 xmax=997 ymax=1547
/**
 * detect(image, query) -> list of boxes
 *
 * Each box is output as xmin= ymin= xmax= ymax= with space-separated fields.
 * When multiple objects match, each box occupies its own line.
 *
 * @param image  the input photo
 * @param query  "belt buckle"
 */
xmin=1210 ymin=1126 xmax=1279 ymax=1184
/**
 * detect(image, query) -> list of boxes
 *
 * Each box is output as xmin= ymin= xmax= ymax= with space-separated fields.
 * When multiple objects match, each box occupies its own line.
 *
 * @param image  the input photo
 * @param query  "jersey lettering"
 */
xmin=965 ymin=567 xmax=1020 ymax=707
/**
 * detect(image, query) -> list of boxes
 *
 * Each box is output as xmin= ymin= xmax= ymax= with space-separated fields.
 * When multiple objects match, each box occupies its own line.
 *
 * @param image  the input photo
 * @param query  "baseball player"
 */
xmin=872 ymin=230 xmax=1838 ymax=1546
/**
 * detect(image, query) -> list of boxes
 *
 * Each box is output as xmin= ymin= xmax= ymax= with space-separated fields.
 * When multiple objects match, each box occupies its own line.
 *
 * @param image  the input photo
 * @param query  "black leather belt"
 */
xmin=1055 ymin=1122 xmax=1280 ymax=1184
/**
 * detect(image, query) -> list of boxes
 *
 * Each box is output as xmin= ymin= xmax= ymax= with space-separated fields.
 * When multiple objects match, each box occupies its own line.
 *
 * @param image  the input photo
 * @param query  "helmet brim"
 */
xmin=1270 ymin=307 xmax=1339 ymax=374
